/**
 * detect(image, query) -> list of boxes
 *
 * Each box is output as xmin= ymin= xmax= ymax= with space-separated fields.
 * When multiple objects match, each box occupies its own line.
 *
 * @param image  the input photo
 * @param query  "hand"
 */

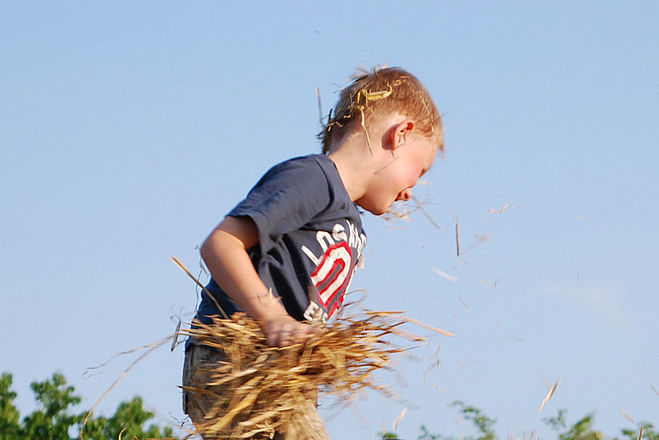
xmin=262 ymin=314 xmax=317 ymax=347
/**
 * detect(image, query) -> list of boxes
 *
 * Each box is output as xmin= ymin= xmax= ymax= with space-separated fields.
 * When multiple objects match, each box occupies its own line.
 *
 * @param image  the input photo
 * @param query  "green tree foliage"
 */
xmin=379 ymin=401 xmax=497 ymax=440
xmin=545 ymin=410 xmax=602 ymax=440
xmin=621 ymin=423 xmax=659 ymax=440
xmin=377 ymin=403 xmax=657 ymax=440
xmin=21 ymin=373 xmax=82 ymax=440
xmin=418 ymin=424 xmax=442 ymax=440
xmin=451 ymin=401 xmax=497 ymax=440
xmin=545 ymin=409 xmax=658 ymax=440
xmin=0 ymin=372 xmax=177 ymax=440
xmin=0 ymin=374 xmax=21 ymax=440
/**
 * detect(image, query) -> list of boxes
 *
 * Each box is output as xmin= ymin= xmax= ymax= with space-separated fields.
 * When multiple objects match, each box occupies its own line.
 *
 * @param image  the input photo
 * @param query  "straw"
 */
xmin=181 ymin=308 xmax=453 ymax=439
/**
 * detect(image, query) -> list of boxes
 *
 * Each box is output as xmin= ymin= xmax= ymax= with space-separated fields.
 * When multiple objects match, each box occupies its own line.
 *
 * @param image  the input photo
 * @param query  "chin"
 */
xmin=373 ymin=203 xmax=395 ymax=216
xmin=356 ymin=197 xmax=392 ymax=216
xmin=360 ymin=204 xmax=388 ymax=216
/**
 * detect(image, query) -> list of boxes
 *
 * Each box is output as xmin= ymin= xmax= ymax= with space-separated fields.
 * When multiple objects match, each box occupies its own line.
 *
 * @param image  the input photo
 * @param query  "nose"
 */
xmin=396 ymin=188 xmax=412 ymax=202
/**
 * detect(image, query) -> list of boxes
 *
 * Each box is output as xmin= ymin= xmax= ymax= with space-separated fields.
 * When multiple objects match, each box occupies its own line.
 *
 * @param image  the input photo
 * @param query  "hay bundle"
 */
xmin=181 ymin=309 xmax=452 ymax=439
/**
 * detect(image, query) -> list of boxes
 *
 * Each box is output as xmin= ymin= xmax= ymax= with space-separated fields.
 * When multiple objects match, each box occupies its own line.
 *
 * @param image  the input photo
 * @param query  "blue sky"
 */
xmin=1 ymin=2 xmax=658 ymax=439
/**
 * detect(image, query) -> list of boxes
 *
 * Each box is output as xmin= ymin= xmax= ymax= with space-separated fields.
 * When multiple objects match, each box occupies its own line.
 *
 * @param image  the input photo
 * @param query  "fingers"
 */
xmin=264 ymin=318 xmax=315 ymax=347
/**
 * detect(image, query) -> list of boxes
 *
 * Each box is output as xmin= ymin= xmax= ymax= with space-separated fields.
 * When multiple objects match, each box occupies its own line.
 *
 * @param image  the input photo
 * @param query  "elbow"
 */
xmin=200 ymin=217 xmax=257 ymax=265
xmin=200 ymin=233 xmax=215 ymax=264
xmin=200 ymin=226 xmax=233 ymax=265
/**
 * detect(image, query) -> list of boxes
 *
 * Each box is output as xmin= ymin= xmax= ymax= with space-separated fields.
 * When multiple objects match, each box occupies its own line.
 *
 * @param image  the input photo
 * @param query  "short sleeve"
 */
xmin=228 ymin=157 xmax=333 ymax=254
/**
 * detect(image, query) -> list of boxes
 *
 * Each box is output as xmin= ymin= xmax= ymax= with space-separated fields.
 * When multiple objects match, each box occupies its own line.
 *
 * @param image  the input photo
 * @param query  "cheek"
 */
xmin=402 ymin=168 xmax=421 ymax=188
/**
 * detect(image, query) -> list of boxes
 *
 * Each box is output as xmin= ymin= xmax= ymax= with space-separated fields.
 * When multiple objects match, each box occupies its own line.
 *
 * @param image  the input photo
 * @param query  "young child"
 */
xmin=183 ymin=66 xmax=444 ymax=439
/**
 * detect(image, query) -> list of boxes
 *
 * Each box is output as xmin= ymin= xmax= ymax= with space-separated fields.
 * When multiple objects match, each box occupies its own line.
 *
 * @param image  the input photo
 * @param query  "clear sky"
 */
xmin=1 ymin=2 xmax=658 ymax=439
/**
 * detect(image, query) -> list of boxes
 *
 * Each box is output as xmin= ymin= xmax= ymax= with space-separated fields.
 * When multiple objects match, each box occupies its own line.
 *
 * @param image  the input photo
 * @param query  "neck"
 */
xmin=327 ymin=135 xmax=373 ymax=202
xmin=326 ymin=113 xmax=404 ymax=202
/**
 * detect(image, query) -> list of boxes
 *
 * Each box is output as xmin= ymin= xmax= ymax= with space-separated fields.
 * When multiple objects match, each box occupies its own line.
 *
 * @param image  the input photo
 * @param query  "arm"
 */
xmin=200 ymin=216 xmax=315 ymax=346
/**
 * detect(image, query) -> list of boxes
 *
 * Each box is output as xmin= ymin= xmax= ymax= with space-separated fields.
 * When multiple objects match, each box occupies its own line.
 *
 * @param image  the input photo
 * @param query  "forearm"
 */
xmin=200 ymin=221 xmax=289 ymax=322
xmin=201 ymin=216 xmax=316 ymax=346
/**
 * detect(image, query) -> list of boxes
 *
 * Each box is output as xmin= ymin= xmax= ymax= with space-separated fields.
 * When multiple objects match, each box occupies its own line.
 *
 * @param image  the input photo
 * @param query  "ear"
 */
xmin=389 ymin=120 xmax=415 ymax=149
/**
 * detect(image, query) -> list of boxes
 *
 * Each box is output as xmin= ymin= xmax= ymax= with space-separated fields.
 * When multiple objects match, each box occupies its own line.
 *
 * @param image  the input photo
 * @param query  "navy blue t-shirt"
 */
xmin=194 ymin=154 xmax=367 ymax=328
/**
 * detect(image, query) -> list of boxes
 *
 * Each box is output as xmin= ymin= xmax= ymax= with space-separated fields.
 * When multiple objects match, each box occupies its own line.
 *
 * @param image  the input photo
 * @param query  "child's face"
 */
xmin=357 ymin=134 xmax=437 ymax=215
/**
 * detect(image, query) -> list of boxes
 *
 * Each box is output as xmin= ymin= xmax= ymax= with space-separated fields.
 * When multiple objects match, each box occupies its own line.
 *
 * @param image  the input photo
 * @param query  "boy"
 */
xmin=183 ymin=67 xmax=444 ymax=439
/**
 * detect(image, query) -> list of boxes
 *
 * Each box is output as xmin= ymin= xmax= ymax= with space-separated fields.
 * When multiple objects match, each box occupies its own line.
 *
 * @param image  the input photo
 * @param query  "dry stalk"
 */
xmin=411 ymin=196 xmax=442 ymax=231
xmin=652 ymin=384 xmax=659 ymax=397
xmin=181 ymin=309 xmax=451 ymax=439
xmin=538 ymin=378 xmax=560 ymax=415
xmin=454 ymin=216 xmax=460 ymax=257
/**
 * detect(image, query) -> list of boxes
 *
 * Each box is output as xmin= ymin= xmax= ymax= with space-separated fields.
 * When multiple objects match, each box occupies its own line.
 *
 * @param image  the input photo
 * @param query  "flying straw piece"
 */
xmin=171 ymin=256 xmax=229 ymax=319
xmin=411 ymin=196 xmax=442 ymax=231
xmin=396 ymin=314 xmax=455 ymax=337
xmin=360 ymin=311 xmax=442 ymax=340
xmin=639 ymin=427 xmax=644 ymax=440
xmin=384 ymin=203 xmax=414 ymax=223
xmin=316 ymin=87 xmax=323 ymax=128
xmin=488 ymin=202 xmax=510 ymax=215
xmin=458 ymin=296 xmax=470 ymax=310
xmin=80 ymin=336 xmax=172 ymax=440
xmin=393 ymin=407 xmax=407 ymax=430
xmin=455 ymin=217 xmax=460 ymax=256
xmin=485 ymin=202 xmax=511 ymax=220
xmin=431 ymin=266 xmax=458 ymax=283
xmin=652 ymin=384 xmax=659 ymax=397
xmin=479 ymin=279 xmax=499 ymax=289
xmin=621 ymin=410 xmax=635 ymax=424
xmin=82 ymin=338 xmax=170 ymax=380
xmin=461 ymin=234 xmax=491 ymax=255
xmin=171 ymin=319 xmax=181 ymax=351
xmin=538 ymin=378 xmax=560 ymax=414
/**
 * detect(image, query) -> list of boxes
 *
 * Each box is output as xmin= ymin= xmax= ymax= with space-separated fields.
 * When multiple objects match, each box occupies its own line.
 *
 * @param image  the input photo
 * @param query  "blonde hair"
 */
xmin=320 ymin=67 xmax=443 ymax=154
